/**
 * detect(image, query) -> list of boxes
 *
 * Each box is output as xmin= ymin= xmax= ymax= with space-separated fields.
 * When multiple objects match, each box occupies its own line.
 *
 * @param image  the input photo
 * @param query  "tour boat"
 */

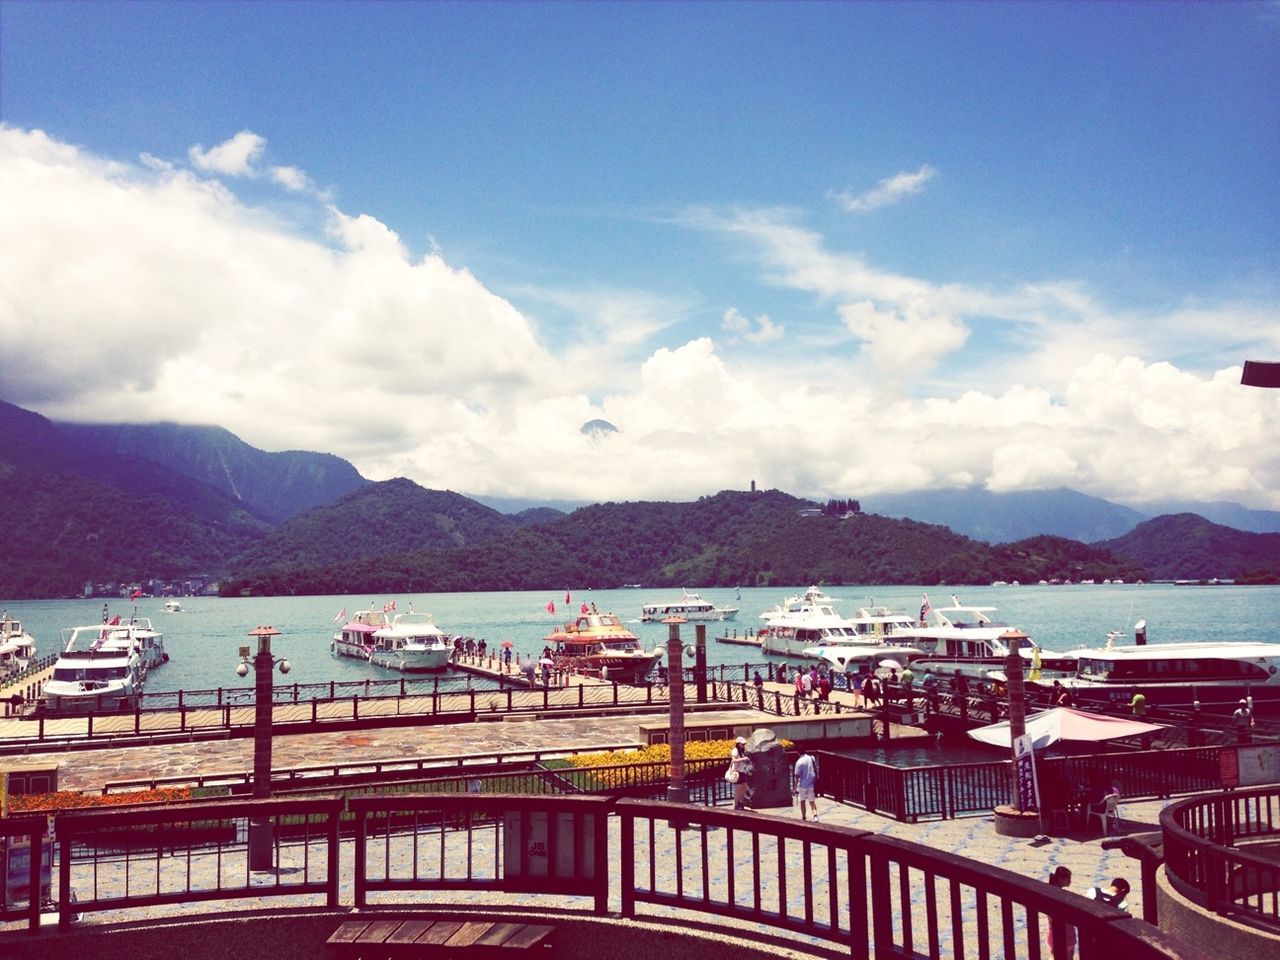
xmin=41 ymin=615 xmax=167 ymax=712
xmin=757 ymin=587 xmax=917 ymax=660
xmin=640 ymin=589 xmax=739 ymax=623
xmin=545 ymin=611 xmax=663 ymax=682
xmin=369 ymin=612 xmax=452 ymax=672
xmin=332 ymin=608 xmax=392 ymax=660
xmin=1057 ymin=623 xmax=1280 ymax=713
xmin=0 ymin=612 xmax=37 ymax=675
xmin=889 ymin=598 xmax=1074 ymax=682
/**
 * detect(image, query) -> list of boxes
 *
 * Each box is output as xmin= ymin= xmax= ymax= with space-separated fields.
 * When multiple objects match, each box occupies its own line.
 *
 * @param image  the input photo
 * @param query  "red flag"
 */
xmin=919 ymin=594 xmax=932 ymax=626
xmin=334 ymin=607 xmax=347 ymax=623
xmin=565 ymin=591 xmax=571 ymax=604
xmin=130 ymin=588 xmax=142 ymax=600
xmin=108 ymin=615 xmax=121 ymax=626
xmin=546 ymin=601 xmax=555 ymax=614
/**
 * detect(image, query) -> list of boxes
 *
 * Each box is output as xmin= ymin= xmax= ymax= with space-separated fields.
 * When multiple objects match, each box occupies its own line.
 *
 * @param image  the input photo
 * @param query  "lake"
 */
xmin=4 ymin=583 xmax=1279 ymax=696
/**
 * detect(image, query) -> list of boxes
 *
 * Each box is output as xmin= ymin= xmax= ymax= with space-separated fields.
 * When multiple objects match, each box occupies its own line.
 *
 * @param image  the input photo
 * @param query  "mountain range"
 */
xmin=2 ymin=397 xmax=1278 ymax=598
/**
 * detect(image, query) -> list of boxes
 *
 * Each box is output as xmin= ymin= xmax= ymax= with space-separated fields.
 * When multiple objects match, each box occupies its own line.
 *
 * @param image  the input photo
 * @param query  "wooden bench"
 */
xmin=327 ymin=917 xmax=555 ymax=959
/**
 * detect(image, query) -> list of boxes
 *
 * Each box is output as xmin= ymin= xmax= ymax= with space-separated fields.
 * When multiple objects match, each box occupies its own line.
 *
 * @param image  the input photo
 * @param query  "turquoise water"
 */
xmin=3 ymin=583 xmax=1278 ymax=696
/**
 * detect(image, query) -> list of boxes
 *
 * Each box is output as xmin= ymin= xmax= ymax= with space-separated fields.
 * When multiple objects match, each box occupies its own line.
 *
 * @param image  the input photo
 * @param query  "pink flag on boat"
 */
xmin=334 ymin=607 xmax=347 ymax=622
xmin=565 ymin=591 xmax=571 ymax=604
xmin=546 ymin=600 xmax=555 ymax=614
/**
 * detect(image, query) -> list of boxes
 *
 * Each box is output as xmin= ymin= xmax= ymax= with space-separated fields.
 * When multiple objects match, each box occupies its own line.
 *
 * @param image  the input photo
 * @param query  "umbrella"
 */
xmin=968 ymin=706 xmax=1165 ymax=750
xmin=878 ymin=658 xmax=903 ymax=670
xmin=500 ymin=640 xmax=514 ymax=648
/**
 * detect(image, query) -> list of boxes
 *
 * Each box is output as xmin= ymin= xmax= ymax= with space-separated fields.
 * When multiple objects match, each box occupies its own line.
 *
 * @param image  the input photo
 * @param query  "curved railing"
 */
xmin=0 ymin=792 xmax=1206 ymax=959
xmin=1161 ymin=784 xmax=1280 ymax=931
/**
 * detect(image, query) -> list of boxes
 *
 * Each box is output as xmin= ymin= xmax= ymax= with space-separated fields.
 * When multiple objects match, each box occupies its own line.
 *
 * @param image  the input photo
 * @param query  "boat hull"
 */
xmin=369 ymin=647 xmax=451 ymax=672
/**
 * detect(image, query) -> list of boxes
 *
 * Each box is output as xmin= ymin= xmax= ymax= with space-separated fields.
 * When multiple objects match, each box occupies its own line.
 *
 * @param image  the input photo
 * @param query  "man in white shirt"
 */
xmin=793 ymin=750 xmax=819 ymax=822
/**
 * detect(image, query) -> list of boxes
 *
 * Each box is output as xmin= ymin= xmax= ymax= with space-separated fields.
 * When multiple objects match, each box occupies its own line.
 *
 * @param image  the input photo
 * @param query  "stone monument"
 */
xmin=743 ymin=729 xmax=792 ymax=808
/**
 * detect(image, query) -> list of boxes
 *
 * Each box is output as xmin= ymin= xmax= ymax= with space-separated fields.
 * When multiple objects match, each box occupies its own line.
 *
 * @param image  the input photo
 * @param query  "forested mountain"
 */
xmin=0 ymin=466 xmax=263 ymax=598
xmin=231 ymin=478 xmax=538 ymax=574
xmin=220 ymin=490 xmax=1150 ymax=597
xmin=56 ymin=419 xmax=366 ymax=522
xmin=3 ymin=397 xmax=1277 ymax=600
xmin=1094 ymin=514 xmax=1280 ymax=582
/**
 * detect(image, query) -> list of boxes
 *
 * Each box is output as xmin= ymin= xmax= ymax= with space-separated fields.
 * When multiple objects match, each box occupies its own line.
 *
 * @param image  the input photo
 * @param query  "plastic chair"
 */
xmin=1087 ymin=793 xmax=1120 ymax=834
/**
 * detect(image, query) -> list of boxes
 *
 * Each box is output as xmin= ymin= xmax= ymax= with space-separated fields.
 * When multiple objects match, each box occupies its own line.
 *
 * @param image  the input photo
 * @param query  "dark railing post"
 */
xmin=619 ymin=807 xmax=636 ymax=917
xmin=353 ymin=805 xmax=368 ymax=909
xmin=695 ymin=624 xmax=707 ymax=704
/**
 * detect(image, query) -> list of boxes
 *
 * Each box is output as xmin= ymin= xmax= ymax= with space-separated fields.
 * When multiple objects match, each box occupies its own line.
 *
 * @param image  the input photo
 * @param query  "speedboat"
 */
xmin=332 ymin=608 xmax=392 ymax=660
xmin=757 ymin=587 xmax=917 ymax=660
xmin=369 ymin=612 xmax=452 ymax=672
xmin=640 ymin=589 xmax=739 ymax=622
xmin=1058 ymin=622 xmax=1280 ymax=713
xmin=0 ymin=612 xmax=37 ymax=675
xmin=163 ymin=599 xmax=183 ymax=613
xmin=545 ymin=612 xmax=663 ymax=682
xmin=42 ymin=615 xmax=167 ymax=712
xmin=889 ymin=597 xmax=1073 ymax=682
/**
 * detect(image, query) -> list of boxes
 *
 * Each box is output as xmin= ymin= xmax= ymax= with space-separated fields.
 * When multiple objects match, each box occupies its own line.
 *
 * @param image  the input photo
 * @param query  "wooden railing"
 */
xmin=3 ymin=792 xmax=1209 ymax=958
xmin=1161 ymin=785 xmax=1280 ymax=931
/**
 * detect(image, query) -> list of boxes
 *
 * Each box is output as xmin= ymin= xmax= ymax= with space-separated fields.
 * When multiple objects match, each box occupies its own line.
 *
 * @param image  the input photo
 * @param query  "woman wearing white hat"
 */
xmin=727 ymin=737 xmax=750 ymax=809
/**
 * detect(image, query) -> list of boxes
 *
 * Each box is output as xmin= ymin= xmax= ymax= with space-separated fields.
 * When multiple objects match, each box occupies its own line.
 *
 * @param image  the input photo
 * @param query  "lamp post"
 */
xmin=664 ymin=617 xmax=688 ymax=804
xmin=1002 ymin=629 xmax=1030 ymax=808
xmin=238 ymin=625 xmax=291 ymax=870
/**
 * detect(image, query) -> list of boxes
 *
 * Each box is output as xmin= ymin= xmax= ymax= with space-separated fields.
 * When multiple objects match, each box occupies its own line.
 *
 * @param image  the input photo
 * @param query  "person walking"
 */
xmin=1045 ymin=865 xmax=1077 ymax=960
xmin=728 ymin=737 xmax=751 ymax=810
xmin=793 ymin=748 xmax=819 ymax=822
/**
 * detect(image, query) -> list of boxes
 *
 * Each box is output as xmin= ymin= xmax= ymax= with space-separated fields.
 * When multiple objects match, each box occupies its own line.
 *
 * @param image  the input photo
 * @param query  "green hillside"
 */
xmin=220 ymin=490 xmax=1151 ymax=597
xmin=1096 ymin=514 xmax=1280 ymax=582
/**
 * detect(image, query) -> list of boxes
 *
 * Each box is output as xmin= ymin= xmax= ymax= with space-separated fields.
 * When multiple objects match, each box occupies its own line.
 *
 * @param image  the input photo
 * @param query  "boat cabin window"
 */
xmin=1078 ymin=657 xmax=1271 ymax=683
xmin=53 ymin=665 xmax=129 ymax=681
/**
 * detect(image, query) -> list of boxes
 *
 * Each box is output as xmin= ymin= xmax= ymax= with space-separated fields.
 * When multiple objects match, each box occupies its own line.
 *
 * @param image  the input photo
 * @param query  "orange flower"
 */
xmin=7 ymin=787 xmax=191 ymax=813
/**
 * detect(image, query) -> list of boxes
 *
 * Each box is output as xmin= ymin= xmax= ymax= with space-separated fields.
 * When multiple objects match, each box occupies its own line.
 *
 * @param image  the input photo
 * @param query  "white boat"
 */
xmin=640 ymin=589 xmax=739 ymax=623
xmin=0 ymin=612 xmax=37 ymax=675
xmin=1059 ymin=622 xmax=1280 ymax=714
xmin=889 ymin=597 xmax=1073 ymax=682
xmin=332 ymin=608 xmax=392 ymax=660
xmin=757 ymin=587 xmax=917 ymax=660
xmin=369 ymin=612 xmax=452 ymax=672
xmin=42 ymin=615 xmax=167 ymax=712
xmin=163 ymin=599 xmax=183 ymax=613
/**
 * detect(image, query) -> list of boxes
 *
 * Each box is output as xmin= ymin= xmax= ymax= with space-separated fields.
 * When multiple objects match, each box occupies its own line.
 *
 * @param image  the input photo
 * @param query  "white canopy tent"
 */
xmin=968 ymin=706 xmax=1165 ymax=750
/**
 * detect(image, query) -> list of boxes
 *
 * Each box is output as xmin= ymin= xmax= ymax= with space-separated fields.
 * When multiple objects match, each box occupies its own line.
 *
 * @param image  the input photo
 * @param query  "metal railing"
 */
xmin=818 ymin=745 xmax=1236 ymax=822
xmin=1161 ymin=785 xmax=1280 ymax=931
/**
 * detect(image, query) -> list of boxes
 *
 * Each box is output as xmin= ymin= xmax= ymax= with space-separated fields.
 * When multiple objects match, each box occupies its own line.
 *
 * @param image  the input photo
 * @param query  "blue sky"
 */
xmin=1 ymin=1 xmax=1278 ymax=508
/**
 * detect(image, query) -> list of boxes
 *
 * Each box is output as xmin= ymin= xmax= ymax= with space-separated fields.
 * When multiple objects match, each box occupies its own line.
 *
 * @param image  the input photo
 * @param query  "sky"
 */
xmin=1 ymin=1 xmax=1278 ymax=510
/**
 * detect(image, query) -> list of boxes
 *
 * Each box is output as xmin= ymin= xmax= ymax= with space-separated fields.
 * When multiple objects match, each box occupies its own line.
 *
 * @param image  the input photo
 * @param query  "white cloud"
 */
xmin=188 ymin=130 xmax=266 ymax=176
xmin=270 ymin=165 xmax=310 ymax=192
xmin=831 ymin=164 xmax=937 ymax=213
xmin=839 ymin=299 xmax=967 ymax=372
xmin=2 ymin=127 xmax=1278 ymax=511
xmin=722 ymin=307 xmax=784 ymax=344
